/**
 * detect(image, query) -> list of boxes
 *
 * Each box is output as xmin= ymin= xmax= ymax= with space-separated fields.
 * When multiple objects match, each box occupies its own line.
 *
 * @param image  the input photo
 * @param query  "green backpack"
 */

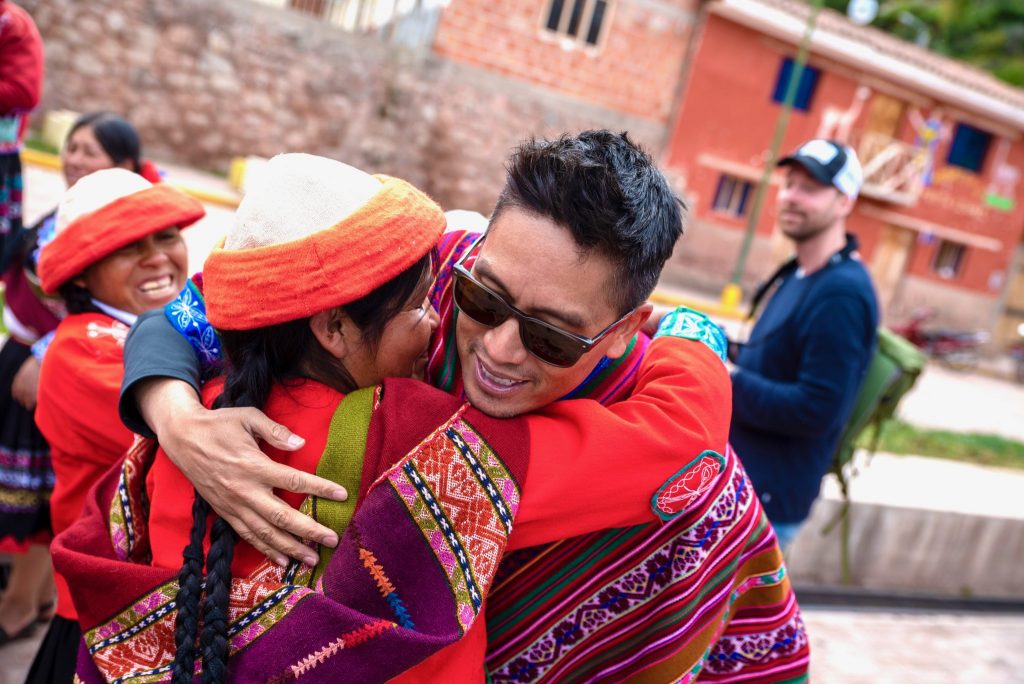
xmin=823 ymin=327 xmax=927 ymax=581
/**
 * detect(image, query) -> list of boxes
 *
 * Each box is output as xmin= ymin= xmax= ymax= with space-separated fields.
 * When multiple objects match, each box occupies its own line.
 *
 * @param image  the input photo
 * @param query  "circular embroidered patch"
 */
xmin=650 ymin=450 xmax=726 ymax=521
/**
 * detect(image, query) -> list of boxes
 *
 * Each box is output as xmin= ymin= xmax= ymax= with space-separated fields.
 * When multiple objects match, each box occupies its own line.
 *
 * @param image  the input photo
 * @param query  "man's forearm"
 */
xmin=135 ymin=377 xmax=204 ymax=439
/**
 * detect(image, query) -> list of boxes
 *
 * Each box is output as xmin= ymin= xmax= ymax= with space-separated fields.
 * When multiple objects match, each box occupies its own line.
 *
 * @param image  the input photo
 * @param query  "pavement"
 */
xmin=803 ymin=607 xmax=1024 ymax=684
xmin=5 ymin=159 xmax=1024 ymax=682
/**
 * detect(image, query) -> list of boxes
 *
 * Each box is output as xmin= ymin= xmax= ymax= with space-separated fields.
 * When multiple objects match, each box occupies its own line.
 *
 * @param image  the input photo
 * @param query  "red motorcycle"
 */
xmin=891 ymin=308 xmax=990 ymax=371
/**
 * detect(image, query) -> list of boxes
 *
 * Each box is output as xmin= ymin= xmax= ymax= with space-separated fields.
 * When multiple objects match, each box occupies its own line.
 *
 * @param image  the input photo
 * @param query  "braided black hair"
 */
xmin=171 ymin=495 xmax=211 ymax=683
xmin=170 ymin=248 xmax=434 ymax=681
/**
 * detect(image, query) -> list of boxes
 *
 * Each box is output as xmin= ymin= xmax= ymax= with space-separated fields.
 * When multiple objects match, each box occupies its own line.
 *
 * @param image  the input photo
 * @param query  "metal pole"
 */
xmin=720 ymin=0 xmax=826 ymax=309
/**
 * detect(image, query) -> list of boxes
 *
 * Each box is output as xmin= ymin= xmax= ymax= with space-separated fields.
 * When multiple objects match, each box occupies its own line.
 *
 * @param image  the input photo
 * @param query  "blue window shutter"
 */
xmin=947 ymin=123 xmax=992 ymax=173
xmin=772 ymin=57 xmax=819 ymax=111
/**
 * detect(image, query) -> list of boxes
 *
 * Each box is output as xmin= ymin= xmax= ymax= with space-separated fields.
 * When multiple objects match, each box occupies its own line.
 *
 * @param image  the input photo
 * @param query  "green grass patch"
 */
xmin=858 ymin=419 xmax=1024 ymax=471
xmin=24 ymin=135 xmax=60 ymax=156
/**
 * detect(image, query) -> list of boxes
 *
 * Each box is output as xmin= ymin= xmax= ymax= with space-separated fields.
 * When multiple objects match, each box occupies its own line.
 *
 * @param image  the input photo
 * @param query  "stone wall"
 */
xmin=20 ymin=0 xmax=666 ymax=213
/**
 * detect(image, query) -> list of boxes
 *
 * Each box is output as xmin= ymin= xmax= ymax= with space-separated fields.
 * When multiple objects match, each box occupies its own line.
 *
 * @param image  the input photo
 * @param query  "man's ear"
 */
xmin=603 ymin=303 xmax=653 ymax=359
xmin=836 ymin=192 xmax=856 ymax=218
xmin=309 ymin=308 xmax=352 ymax=361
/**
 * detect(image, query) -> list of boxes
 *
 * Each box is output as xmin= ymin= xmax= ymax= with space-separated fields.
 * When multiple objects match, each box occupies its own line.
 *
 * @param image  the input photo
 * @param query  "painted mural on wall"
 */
xmin=908 ymin=107 xmax=951 ymax=187
xmin=815 ymin=85 xmax=871 ymax=143
xmin=986 ymin=139 xmax=1020 ymax=212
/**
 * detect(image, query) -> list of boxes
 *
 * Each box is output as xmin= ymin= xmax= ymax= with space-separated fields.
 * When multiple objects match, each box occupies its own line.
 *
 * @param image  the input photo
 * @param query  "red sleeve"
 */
xmin=509 ymin=337 xmax=731 ymax=549
xmin=36 ymin=322 xmax=133 ymax=462
xmin=0 ymin=4 xmax=44 ymax=112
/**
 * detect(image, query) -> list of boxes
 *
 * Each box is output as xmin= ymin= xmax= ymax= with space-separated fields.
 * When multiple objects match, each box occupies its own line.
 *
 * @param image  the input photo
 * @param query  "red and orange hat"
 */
xmin=202 ymin=153 xmax=446 ymax=330
xmin=38 ymin=169 xmax=205 ymax=293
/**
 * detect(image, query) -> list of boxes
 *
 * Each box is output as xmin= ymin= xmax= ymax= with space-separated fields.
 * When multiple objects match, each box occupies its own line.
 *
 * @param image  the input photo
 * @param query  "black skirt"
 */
xmin=0 ymin=337 xmax=53 ymax=542
xmin=25 ymin=614 xmax=79 ymax=684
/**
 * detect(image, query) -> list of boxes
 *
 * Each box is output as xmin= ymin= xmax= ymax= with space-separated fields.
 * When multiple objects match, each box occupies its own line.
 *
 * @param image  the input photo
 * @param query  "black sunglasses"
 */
xmin=452 ymin=237 xmax=634 ymax=367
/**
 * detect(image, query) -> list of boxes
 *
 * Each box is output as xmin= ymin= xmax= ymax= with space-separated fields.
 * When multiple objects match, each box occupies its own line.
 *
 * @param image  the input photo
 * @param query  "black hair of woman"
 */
xmin=68 ymin=112 xmax=143 ymax=173
xmin=170 ymin=248 xmax=435 ymax=683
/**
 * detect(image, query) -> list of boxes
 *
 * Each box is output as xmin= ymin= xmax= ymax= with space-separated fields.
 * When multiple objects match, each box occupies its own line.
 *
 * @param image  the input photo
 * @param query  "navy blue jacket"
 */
xmin=730 ymin=244 xmax=878 ymax=524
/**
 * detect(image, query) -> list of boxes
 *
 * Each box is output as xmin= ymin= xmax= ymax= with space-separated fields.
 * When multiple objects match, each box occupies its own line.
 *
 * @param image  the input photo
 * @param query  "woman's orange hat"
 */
xmin=202 ymin=153 xmax=446 ymax=330
xmin=38 ymin=169 xmax=205 ymax=293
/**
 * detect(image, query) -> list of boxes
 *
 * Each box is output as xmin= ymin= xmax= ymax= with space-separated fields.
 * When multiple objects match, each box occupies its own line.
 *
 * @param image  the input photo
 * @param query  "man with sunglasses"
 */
xmin=115 ymin=131 xmax=808 ymax=680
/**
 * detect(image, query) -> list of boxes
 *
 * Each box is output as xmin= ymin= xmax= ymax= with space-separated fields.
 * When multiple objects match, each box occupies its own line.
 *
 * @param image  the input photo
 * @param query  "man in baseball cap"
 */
xmin=729 ymin=138 xmax=878 ymax=552
xmin=778 ymin=137 xmax=864 ymax=199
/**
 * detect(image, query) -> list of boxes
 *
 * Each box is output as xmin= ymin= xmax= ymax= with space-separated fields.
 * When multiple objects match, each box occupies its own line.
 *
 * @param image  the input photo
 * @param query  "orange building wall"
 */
xmin=433 ymin=0 xmax=699 ymax=123
xmin=664 ymin=14 xmax=1024 ymax=298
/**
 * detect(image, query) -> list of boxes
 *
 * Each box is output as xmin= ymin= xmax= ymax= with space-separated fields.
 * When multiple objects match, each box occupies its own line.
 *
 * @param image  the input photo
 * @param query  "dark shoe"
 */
xmin=0 ymin=621 xmax=35 ymax=646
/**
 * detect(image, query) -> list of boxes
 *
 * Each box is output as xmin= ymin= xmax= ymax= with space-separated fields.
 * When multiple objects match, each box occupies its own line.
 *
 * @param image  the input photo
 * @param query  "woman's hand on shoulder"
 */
xmin=137 ymin=378 xmax=348 ymax=567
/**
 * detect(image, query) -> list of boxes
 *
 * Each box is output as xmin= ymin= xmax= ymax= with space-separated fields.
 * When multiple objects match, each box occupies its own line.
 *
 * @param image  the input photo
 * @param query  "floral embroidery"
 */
xmin=655 ymin=307 xmax=728 ymax=363
xmin=86 ymin=320 xmax=130 ymax=346
xmin=165 ymin=280 xmax=223 ymax=371
xmin=651 ymin=450 xmax=726 ymax=521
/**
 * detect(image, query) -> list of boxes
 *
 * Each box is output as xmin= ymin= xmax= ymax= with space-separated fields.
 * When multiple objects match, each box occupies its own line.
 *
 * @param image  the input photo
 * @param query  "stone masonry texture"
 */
xmin=20 ymin=0 xmax=669 ymax=214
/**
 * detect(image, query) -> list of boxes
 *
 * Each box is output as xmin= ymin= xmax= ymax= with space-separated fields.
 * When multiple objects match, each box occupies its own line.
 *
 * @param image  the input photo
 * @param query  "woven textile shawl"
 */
xmin=426 ymin=232 xmax=810 ymax=682
xmin=51 ymin=379 xmax=529 ymax=683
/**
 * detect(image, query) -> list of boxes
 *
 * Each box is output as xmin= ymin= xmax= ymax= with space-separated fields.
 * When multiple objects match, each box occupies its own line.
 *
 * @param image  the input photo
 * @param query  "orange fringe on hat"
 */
xmin=203 ymin=176 xmax=445 ymax=330
xmin=38 ymin=185 xmax=206 ymax=294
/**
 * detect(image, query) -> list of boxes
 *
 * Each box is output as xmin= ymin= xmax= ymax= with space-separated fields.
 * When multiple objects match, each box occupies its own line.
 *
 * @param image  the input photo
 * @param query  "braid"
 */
xmin=171 ymin=493 xmax=210 ymax=683
xmin=163 ymin=250 xmax=434 ymax=680
xmin=200 ymin=516 xmax=237 ymax=683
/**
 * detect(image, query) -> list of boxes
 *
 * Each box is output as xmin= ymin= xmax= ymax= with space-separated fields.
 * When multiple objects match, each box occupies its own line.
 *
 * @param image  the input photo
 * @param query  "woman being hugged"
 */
xmin=55 ymin=154 xmax=533 ymax=683
xmin=28 ymin=168 xmax=203 ymax=683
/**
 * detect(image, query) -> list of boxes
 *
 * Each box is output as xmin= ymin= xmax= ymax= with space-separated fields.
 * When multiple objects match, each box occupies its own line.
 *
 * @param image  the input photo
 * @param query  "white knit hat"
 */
xmin=202 ymin=153 xmax=446 ymax=330
xmin=39 ymin=169 xmax=205 ymax=293
xmin=55 ymin=168 xmax=153 ymax=235
xmin=226 ymin=153 xmax=382 ymax=250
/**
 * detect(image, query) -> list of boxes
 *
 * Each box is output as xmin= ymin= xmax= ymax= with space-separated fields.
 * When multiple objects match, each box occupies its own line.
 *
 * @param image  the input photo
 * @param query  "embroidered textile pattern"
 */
xmin=386 ymin=413 xmax=520 ymax=632
xmin=0 ymin=444 xmax=53 ymax=509
xmin=108 ymin=437 xmax=154 ymax=562
xmin=360 ymin=547 xmax=414 ymax=629
xmin=84 ymin=580 xmax=179 ymax=683
xmin=85 ymin=572 xmax=313 ymax=683
xmin=703 ymin=606 xmax=809 ymax=675
xmin=651 ymin=450 xmax=726 ymax=521
xmin=427 ymin=232 xmax=475 ymax=394
xmin=488 ymin=448 xmax=765 ymax=683
xmin=165 ymin=279 xmax=222 ymax=370
xmin=86 ymin=320 xmax=129 ymax=346
xmin=271 ymin=619 xmax=396 ymax=683
xmin=655 ymin=306 xmax=729 ymax=363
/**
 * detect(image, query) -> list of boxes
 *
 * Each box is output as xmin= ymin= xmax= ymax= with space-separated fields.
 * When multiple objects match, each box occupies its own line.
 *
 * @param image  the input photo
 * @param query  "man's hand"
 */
xmin=136 ymin=378 xmax=348 ymax=567
xmin=11 ymin=356 xmax=41 ymax=410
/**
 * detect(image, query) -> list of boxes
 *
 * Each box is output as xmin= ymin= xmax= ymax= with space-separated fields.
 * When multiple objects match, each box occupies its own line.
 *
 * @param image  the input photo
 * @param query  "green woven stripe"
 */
xmin=487 ymin=527 xmax=644 ymax=640
xmin=311 ymin=387 xmax=374 ymax=578
xmin=573 ymin=335 xmax=637 ymax=397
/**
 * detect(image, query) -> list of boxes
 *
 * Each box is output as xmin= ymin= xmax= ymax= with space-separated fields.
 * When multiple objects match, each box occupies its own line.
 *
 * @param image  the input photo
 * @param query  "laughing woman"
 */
xmin=27 ymin=169 xmax=204 ymax=683
xmin=0 ymin=113 xmax=158 ymax=648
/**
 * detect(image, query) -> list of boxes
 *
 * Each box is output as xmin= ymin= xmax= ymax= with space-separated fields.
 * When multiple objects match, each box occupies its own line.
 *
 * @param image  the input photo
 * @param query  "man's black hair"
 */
xmin=492 ymin=130 xmax=685 ymax=314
